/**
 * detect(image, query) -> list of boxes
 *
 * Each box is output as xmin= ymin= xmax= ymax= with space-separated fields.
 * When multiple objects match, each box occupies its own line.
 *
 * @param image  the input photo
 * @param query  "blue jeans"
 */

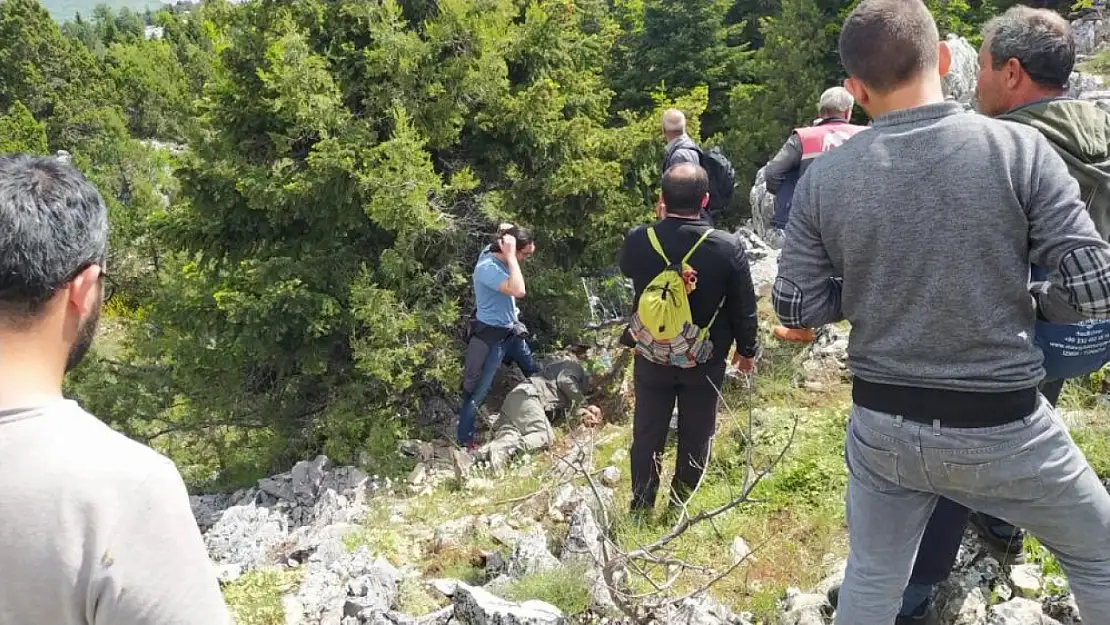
xmin=457 ymin=334 xmax=537 ymax=445
xmin=837 ymin=400 xmax=1110 ymax=625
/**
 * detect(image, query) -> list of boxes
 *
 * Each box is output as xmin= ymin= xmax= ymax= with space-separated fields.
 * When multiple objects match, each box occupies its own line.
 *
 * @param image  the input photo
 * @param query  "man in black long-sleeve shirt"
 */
xmin=618 ymin=162 xmax=760 ymax=512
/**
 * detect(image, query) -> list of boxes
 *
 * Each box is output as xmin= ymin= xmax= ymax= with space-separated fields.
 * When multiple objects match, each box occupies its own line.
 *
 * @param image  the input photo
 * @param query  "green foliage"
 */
xmin=10 ymin=0 xmax=1043 ymax=485
xmin=0 ymin=0 xmax=103 ymax=125
xmin=502 ymin=566 xmax=592 ymax=616
xmin=1083 ymin=49 xmax=1110 ymax=78
xmin=0 ymin=101 xmax=49 ymax=154
xmin=223 ymin=569 xmax=303 ymax=625
xmin=106 ymin=39 xmax=192 ymax=139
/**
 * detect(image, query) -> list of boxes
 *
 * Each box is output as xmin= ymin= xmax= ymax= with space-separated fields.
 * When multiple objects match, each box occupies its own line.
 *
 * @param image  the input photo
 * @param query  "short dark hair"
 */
xmin=490 ymin=225 xmax=534 ymax=253
xmin=0 ymin=155 xmax=109 ymax=320
xmin=983 ymin=6 xmax=1074 ymax=90
xmin=839 ymin=0 xmax=939 ymax=93
xmin=661 ymin=163 xmax=709 ymax=216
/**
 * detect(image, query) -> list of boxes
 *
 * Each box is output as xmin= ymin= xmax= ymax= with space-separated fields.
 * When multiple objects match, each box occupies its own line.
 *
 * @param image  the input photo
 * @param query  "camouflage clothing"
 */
xmin=481 ymin=359 xmax=587 ymax=466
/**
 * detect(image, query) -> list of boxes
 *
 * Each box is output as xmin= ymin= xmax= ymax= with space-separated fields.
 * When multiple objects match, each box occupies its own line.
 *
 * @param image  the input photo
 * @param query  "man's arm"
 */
xmin=499 ymin=255 xmax=526 ymax=298
xmin=764 ymin=134 xmax=802 ymax=194
xmin=498 ymin=235 xmax=526 ymax=297
xmin=1026 ymin=135 xmax=1110 ymax=324
xmin=93 ymin=460 xmax=232 ymax=625
xmin=727 ymin=238 xmax=760 ymax=358
xmin=476 ymin=248 xmax=525 ymax=299
xmin=772 ymin=173 xmax=843 ymax=328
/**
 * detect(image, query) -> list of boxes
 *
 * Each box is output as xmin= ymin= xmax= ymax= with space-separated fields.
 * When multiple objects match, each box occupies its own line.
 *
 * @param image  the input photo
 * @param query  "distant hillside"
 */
xmin=44 ymin=0 xmax=164 ymax=20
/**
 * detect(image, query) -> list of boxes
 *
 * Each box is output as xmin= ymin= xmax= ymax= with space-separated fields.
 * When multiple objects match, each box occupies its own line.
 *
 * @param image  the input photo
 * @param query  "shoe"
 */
xmin=895 ymin=600 xmax=939 ymax=625
xmin=828 ymin=585 xmax=939 ymax=625
xmin=968 ymin=513 xmax=1025 ymax=563
xmin=773 ymin=326 xmax=816 ymax=343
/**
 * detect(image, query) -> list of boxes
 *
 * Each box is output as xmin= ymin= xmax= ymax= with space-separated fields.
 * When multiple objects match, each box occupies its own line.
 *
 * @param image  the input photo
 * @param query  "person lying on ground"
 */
xmin=774 ymin=1 xmax=1110 ymax=624
xmin=474 ymin=355 xmax=595 ymax=469
xmin=0 ymin=155 xmax=232 ymax=625
xmin=458 ymin=225 xmax=539 ymax=449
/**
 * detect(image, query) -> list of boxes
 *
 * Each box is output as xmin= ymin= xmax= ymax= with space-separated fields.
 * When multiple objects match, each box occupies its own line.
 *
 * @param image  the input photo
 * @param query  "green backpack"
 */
xmin=629 ymin=227 xmax=723 ymax=368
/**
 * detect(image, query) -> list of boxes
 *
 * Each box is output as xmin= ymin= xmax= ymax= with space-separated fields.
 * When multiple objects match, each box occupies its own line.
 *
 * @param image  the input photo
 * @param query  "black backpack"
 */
xmin=695 ymin=146 xmax=736 ymax=216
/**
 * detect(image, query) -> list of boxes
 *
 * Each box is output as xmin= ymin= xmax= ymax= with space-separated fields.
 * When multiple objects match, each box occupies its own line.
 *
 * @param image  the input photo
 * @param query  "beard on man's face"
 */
xmin=65 ymin=301 xmax=102 ymax=373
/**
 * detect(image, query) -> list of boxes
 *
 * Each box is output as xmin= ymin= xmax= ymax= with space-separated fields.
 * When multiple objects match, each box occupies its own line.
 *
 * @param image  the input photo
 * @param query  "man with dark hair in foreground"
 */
xmin=874 ymin=7 xmax=1110 ymax=622
xmin=0 ymin=155 xmax=232 ymax=624
xmin=774 ymin=1 xmax=1110 ymax=623
xmin=619 ymin=162 xmax=759 ymax=514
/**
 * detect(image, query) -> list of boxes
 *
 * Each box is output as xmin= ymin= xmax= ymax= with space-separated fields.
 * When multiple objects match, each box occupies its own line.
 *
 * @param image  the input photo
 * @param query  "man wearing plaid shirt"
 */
xmin=774 ymin=1 xmax=1110 ymax=624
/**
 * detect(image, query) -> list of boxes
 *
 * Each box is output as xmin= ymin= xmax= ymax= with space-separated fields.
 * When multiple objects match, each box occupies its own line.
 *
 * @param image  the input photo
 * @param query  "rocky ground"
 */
xmin=190 ymin=264 xmax=1105 ymax=625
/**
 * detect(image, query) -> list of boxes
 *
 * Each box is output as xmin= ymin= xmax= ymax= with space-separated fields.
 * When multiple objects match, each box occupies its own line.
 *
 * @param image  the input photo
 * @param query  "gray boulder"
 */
xmin=986 ymin=598 xmax=1064 ymax=625
xmin=203 ymin=505 xmax=289 ymax=570
xmin=777 ymin=587 xmax=828 ymax=625
xmin=506 ymin=532 xmax=560 ymax=579
xmin=1073 ymin=15 xmax=1110 ymax=57
xmin=292 ymin=546 xmax=400 ymax=625
xmin=452 ymin=583 xmax=565 ymax=625
xmin=943 ymin=34 xmax=980 ymax=108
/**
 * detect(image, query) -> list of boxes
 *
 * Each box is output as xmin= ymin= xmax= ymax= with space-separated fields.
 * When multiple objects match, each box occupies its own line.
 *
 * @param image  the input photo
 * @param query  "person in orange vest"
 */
xmin=764 ymin=87 xmax=868 ymax=343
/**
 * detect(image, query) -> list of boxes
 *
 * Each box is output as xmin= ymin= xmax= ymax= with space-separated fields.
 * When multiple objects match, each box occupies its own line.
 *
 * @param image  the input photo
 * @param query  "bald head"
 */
xmin=662 ymin=109 xmax=687 ymax=139
xmin=840 ymin=0 xmax=939 ymax=93
xmin=661 ymin=163 xmax=709 ymax=216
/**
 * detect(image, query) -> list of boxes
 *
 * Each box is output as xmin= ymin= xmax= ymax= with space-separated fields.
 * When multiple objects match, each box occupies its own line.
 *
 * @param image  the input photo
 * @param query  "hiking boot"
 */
xmin=896 ymin=600 xmax=939 ymax=625
xmin=773 ymin=326 xmax=816 ymax=343
xmin=827 ymin=585 xmax=939 ymax=625
xmin=968 ymin=513 xmax=1026 ymax=563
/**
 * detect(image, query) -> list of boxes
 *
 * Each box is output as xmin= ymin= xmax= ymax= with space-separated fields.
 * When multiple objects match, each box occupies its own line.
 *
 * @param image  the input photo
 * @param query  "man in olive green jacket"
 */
xmin=997 ymin=102 xmax=1110 ymax=235
xmin=477 ymin=357 xmax=591 ymax=467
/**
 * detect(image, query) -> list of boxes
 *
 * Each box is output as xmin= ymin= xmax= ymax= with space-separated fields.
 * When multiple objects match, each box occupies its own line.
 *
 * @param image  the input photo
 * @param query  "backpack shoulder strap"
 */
xmin=646 ymin=227 xmax=671 ymax=265
xmin=681 ymin=228 xmax=715 ymax=264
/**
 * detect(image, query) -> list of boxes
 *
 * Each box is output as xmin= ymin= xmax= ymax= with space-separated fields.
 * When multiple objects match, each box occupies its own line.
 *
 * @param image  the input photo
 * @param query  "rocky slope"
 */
xmin=190 ymin=234 xmax=1103 ymax=625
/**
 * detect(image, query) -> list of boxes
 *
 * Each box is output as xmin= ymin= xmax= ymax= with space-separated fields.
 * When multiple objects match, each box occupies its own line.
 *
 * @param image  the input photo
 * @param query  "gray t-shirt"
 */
xmin=0 ymin=399 xmax=232 ymax=625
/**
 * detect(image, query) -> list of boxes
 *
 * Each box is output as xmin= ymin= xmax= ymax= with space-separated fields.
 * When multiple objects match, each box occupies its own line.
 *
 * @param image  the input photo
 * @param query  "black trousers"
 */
xmin=630 ymin=356 xmax=726 ymax=511
xmin=908 ymin=378 xmax=1065 ymax=585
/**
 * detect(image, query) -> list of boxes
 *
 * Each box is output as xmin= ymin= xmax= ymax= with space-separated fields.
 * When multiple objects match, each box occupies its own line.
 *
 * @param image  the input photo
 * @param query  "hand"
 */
xmin=732 ymin=352 xmax=756 ymax=374
xmin=578 ymin=405 xmax=602 ymax=427
xmin=500 ymin=233 xmax=517 ymax=256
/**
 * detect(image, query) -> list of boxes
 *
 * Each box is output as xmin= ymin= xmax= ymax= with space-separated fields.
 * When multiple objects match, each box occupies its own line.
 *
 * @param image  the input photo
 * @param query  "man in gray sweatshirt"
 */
xmin=0 ymin=155 xmax=232 ymax=625
xmin=773 ymin=1 xmax=1110 ymax=624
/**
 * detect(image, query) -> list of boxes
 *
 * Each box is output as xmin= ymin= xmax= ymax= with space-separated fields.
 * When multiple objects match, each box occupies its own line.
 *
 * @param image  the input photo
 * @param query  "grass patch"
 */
xmin=394 ymin=576 xmax=448 ymax=616
xmin=223 ymin=568 xmax=302 ymax=625
xmin=598 ymin=348 xmax=852 ymax=621
xmin=1080 ymin=49 xmax=1110 ymax=78
xmin=501 ymin=566 xmax=592 ymax=616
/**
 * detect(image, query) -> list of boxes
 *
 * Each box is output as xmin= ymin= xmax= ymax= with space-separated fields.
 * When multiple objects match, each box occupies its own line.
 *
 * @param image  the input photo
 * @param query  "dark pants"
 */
xmin=630 ymin=356 xmax=726 ymax=511
xmin=905 ymin=378 xmax=1065 ymax=591
xmin=457 ymin=331 xmax=537 ymax=446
